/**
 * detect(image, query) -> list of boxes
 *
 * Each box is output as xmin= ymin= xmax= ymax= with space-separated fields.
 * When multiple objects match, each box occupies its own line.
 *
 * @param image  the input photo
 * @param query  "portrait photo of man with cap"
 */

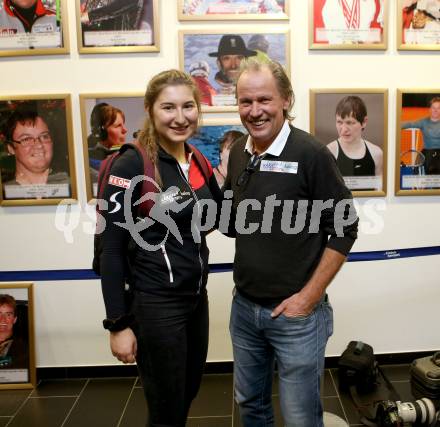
xmin=208 ymin=35 xmax=257 ymax=95
xmin=182 ymin=31 xmax=289 ymax=107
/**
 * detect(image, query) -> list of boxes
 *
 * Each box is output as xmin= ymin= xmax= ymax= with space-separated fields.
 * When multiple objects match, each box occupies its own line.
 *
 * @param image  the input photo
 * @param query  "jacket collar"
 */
xmin=244 ymin=120 xmax=291 ymax=157
xmin=5 ymin=0 xmax=48 ymax=18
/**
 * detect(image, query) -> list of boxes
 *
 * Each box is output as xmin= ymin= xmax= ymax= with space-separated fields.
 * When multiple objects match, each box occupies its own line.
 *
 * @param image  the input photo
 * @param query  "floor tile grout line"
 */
xmin=116 ymin=377 xmax=137 ymax=427
xmin=322 ymin=394 xmax=342 ymax=399
xmin=29 ymin=395 xmax=82 ymax=399
xmin=60 ymin=378 xmax=90 ymax=427
xmin=187 ymin=415 xmax=233 ymax=419
xmin=5 ymin=389 xmax=34 ymax=427
xmin=329 ymin=369 xmax=350 ymax=424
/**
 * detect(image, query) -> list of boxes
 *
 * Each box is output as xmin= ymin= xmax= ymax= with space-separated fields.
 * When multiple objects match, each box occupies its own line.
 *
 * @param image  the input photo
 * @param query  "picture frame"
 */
xmin=188 ymin=116 xmax=246 ymax=187
xmin=309 ymin=0 xmax=388 ymax=50
xmin=0 ymin=0 xmax=69 ymax=57
xmin=179 ymin=28 xmax=290 ymax=112
xmin=0 ymin=94 xmax=77 ymax=207
xmin=310 ymin=89 xmax=388 ymax=197
xmin=397 ymin=0 xmax=440 ymax=50
xmin=0 ymin=283 xmax=35 ymax=390
xmin=396 ymin=90 xmax=440 ymax=196
xmin=177 ymin=0 xmax=288 ymax=21
xmin=79 ymin=93 xmax=145 ymax=201
xmin=75 ymin=0 xmax=159 ymax=54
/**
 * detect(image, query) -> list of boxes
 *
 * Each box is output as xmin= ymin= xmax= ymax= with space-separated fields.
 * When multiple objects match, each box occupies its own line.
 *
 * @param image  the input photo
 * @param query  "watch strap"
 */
xmin=102 ymin=314 xmax=134 ymax=332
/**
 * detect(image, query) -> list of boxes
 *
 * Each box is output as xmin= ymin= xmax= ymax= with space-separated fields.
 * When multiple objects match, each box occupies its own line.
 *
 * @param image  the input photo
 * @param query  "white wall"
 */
xmin=0 ymin=0 xmax=439 ymax=368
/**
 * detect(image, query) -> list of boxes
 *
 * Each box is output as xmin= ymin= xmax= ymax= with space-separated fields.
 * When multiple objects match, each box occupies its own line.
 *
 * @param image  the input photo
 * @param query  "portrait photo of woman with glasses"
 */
xmin=0 ymin=98 xmax=77 ymax=204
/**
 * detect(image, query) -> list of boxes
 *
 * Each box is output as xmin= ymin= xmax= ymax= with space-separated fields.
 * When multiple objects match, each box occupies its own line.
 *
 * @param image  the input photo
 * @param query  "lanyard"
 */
xmin=341 ymin=0 xmax=360 ymax=29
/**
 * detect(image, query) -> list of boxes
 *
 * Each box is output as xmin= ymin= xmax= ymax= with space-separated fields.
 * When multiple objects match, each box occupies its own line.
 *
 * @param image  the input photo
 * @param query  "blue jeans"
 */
xmin=230 ymin=291 xmax=333 ymax=427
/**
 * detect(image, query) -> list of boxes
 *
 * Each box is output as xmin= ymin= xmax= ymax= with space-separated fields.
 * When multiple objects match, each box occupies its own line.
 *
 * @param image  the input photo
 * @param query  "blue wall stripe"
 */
xmin=0 ymin=246 xmax=439 ymax=282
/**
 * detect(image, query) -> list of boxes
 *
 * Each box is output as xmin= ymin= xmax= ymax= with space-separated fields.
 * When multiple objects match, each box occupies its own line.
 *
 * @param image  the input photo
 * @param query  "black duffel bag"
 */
xmin=338 ymin=341 xmax=378 ymax=393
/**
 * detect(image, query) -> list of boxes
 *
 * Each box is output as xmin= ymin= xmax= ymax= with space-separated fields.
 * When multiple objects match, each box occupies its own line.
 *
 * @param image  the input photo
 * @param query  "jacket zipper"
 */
xmin=160 ymin=244 xmax=174 ymax=283
xmin=176 ymin=161 xmax=203 ymax=294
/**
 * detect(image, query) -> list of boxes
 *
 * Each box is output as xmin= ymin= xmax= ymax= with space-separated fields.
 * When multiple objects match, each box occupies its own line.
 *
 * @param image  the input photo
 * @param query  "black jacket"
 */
xmin=100 ymin=144 xmax=222 ymax=319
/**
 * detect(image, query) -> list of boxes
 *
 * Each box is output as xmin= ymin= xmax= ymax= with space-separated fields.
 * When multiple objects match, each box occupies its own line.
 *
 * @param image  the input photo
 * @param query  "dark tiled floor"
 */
xmin=0 ymin=364 xmax=422 ymax=426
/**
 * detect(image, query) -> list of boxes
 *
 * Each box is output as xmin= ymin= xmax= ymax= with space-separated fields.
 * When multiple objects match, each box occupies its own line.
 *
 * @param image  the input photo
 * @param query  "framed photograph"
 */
xmin=396 ymin=90 xmax=440 ymax=196
xmin=0 ymin=283 xmax=35 ymax=390
xmin=180 ymin=28 xmax=290 ymax=111
xmin=398 ymin=0 xmax=440 ymax=50
xmin=310 ymin=89 xmax=388 ymax=197
xmin=178 ymin=0 xmax=289 ymax=21
xmin=76 ymin=0 xmax=159 ymax=54
xmin=79 ymin=93 xmax=145 ymax=200
xmin=0 ymin=94 xmax=77 ymax=206
xmin=0 ymin=0 xmax=69 ymax=57
xmin=188 ymin=117 xmax=246 ymax=187
xmin=309 ymin=0 xmax=388 ymax=50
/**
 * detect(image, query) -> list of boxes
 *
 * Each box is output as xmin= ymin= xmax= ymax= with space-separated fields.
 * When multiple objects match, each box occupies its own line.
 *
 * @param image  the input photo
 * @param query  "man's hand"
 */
xmin=271 ymin=248 xmax=345 ymax=319
xmin=271 ymin=291 xmax=317 ymax=319
xmin=110 ymin=328 xmax=137 ymax=364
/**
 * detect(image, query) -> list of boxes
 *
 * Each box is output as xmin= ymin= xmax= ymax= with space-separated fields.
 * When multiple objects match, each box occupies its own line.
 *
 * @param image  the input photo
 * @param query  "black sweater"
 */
xmin=100 ymin=145 xmax=222 ymax=319
xmin=223 ymin=126 xmax=358 ymax=306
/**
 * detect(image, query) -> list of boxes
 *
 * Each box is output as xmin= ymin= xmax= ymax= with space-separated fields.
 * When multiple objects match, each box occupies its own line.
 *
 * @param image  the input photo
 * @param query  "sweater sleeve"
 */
xmin=309 ymin=144 xmax=358 ymax=256
xmin=401 ymin=119 xmax=425 ymax=130
xmin=99 ymin=149 xmax=142 ymax=319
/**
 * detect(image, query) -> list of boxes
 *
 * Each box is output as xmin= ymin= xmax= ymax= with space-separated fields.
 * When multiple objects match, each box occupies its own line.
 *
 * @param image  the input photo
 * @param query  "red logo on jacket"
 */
xmin=108 ymin=175 xmax=131 ymax=189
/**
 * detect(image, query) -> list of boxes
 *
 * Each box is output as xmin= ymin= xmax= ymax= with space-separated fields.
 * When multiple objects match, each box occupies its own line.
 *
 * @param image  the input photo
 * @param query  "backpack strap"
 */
xmin=97 ymin=151 xmax=119 ymax=204
xmin=189 ymin=143 xmax=211 ymax=183
xmin=119 ymin=142 xmax=158 ymax=218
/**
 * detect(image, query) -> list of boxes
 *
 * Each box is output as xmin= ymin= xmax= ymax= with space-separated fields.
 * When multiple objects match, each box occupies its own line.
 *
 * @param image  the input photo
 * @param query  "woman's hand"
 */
xmin=109 ymin=328 xmax=137 ymax=364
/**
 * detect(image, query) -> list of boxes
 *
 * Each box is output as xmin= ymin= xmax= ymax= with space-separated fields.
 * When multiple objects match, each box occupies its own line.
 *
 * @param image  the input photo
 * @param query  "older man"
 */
xmin=208 ymin=34 xmax=256 ymax=95
xmin=0 ymin=295 xmax=16 ymax=345
xmin=0 ymin=294 xmax=27 ymax=370
xmin=223 ymin=59 xmax=358 ymax=426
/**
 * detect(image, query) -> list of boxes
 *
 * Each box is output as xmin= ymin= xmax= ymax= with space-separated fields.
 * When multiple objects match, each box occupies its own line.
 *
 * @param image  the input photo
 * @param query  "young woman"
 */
xmin=327 ymin=95 xmax=383 ymax=178
xmin=99 ymin=69 xmax=221 ymax=427
xmin=88 ymin=103 xmax=128 ymax=166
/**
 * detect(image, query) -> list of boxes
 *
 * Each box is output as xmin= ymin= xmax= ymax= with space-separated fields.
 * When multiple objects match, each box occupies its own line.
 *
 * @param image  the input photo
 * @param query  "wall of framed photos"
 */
xmin=0 ymin=0 xmax=439 ymax=368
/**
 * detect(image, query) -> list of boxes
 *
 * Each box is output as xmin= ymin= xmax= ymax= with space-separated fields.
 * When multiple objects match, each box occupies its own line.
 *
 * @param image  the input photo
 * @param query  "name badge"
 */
xmin=33 ymin=23 xmax=54 ymax=33
xmin=260 ymin=160 xmax=298 ymax=174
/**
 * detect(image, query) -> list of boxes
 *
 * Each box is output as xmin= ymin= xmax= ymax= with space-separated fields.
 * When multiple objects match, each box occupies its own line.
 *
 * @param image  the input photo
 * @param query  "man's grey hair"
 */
xmin=236 ymin=58 xmax=295 ymax=121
